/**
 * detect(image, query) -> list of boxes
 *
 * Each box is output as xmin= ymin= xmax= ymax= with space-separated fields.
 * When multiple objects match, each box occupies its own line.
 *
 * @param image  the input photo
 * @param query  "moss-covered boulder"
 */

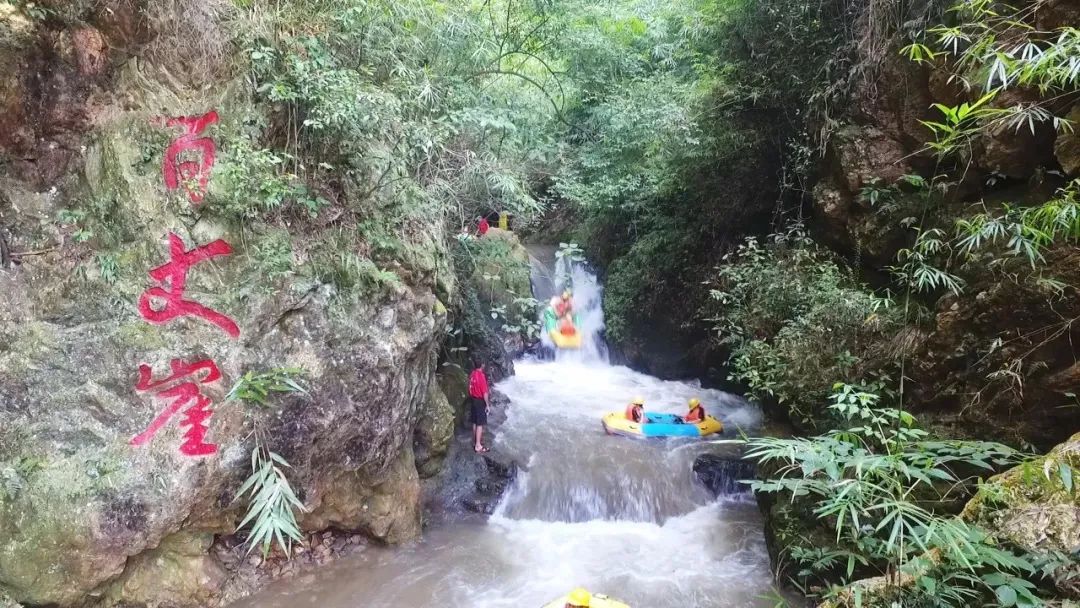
xmin=414 ymin=383 xmax=456 ymax=479
xmin=468 ymin=228 xmax=533 ymax=318
xmin=458 ymin=228 xmax=536 ymax=358
xmin=101 ymin=531 xmax=227 ymax=608
xmin=962 ymin=432 xmax=1080 ymax=599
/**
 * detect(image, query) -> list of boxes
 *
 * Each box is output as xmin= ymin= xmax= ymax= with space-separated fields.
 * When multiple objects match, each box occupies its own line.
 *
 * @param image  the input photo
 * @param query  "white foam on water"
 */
xmin=226 ymin=262 xmax=781 ymax=608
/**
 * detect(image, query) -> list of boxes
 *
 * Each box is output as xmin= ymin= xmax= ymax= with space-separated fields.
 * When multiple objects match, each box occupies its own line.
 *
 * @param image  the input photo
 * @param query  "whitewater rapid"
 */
xmin=229 ymin=251 xmax=780 ymax=608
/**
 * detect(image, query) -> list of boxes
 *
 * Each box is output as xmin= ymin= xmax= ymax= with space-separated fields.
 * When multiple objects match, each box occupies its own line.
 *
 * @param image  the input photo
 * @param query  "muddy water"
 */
xmin=230 ymin=253 xmax=780 ymax=608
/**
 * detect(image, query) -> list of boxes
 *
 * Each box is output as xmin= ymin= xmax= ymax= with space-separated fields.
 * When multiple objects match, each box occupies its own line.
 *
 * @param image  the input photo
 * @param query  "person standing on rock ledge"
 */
xmin=468 ymin=358 xmax=492 ymax=453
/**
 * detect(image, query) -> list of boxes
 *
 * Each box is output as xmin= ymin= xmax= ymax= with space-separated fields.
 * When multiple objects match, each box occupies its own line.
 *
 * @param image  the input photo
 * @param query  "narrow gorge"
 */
xmin=1 ymin=0 xmax=1078 ymax=607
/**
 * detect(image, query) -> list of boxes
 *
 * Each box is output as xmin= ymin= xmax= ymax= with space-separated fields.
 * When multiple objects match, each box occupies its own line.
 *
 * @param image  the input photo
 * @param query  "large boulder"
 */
xmin=963 ymin=432 xmax=1080 ymax=599
xmin=0 ymin=65 xmax=448 ymax=608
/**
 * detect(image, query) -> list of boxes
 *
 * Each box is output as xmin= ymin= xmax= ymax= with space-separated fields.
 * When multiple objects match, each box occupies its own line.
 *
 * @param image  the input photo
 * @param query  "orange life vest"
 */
xmin=625 ymin=404 xmax=643 ymax=422
xmin=685 ymin=406 xmax=705 ymax=423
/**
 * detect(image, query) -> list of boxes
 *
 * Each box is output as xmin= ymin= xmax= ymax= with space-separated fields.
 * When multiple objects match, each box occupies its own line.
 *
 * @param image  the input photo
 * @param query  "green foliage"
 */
xmin=892 ymin=228 xmax=965 ymax=296
xmin=746 ymin=387 xmax=1043 ymax=607
xmin=919 ymin=0 xmax=1080 ymax=94
xmin=601 ymin=218 xmax=691 ymax=344
xmin=955 ymin=181 xmax=1080 ymax=268
xmin=227 ymin=368 xmax=308 ymax=556
xmin=210 ymin=138 xmax=326 ymax=221
xmin=226 ymin=368 xmax=307 ymax=407
xmin=235 ymin=444 xmax=306 ymax=557
xmin=96 ymin=253 xmax=119 ymax=285
xmin=707 ymin=228 xmax=899 ymax=428
xmin=919 ymin=91 xmax=1003 ymax=161
xmin=236 ymin=0 xmax=558 ymax=225
xmin=490 ymin=296 xmax=542 ymax=342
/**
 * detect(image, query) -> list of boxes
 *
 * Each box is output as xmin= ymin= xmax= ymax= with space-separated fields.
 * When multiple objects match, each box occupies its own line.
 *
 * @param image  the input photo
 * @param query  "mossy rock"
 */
xmin=465 ymin=228 xmax=533 ymax=324
xmin=101 ymin=531 xmax=226 ymax=608
xmin=437 ymin=364 xmax=470 ymax=427
xmin=414 ymin=383 xmax=455 ymax=479
xmin=963 ymin=431 xmax=1080 ymax=554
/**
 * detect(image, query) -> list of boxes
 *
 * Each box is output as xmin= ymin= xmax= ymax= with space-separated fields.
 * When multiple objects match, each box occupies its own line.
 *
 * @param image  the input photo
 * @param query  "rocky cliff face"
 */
xmin=805 ymin=0 xmax=1080 ymax=450
xmin=0 ymin=4 xmax=488 ymax=607
xmin=754 ymin=0 xmax=1080 ymax=602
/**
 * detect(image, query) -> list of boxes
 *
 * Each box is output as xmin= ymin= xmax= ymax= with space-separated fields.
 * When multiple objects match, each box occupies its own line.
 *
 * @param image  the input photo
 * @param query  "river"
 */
xmin=229 ymin=248 xmax=780 ymax=607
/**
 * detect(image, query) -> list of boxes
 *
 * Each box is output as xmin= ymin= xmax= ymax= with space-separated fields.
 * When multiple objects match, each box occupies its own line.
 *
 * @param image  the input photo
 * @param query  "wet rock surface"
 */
xmin=423 ymin=391 xmax=521 ymax=522
xmin=213 ymin=529 xmax=372 ymax=606
xmin=693 ymin=451 xmax=755 ymax=497
xmin=462 ymin=453 xmax=520 ymax=515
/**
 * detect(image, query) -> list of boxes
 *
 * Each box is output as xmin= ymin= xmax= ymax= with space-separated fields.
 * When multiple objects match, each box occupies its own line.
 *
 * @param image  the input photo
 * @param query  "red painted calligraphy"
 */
xmin=162 ymin=110 xmax=219 ymax=204
xmin=138 ymin=232 xmax=240 ymax=339
xmin=130 ymin=359 xmax=220 ymax=456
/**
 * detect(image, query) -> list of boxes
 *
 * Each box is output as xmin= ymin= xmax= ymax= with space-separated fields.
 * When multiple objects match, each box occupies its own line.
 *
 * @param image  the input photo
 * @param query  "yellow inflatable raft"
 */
xmin=550 ymin=328 xmax=583 ymax=349
xmin=542 ymin=593 xmax=630 ymax=608
xmin=545 ymin=307 xmax=582 ymax=349
xmin=601 ymin=411 xmax=723 ymax=438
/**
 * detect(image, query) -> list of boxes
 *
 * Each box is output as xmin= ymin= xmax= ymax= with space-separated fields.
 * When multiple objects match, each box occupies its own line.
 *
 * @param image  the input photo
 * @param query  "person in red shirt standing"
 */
xmin=477 ymin=216 xmax=490 ymax=236
xmin=468 ymin=359 xmax=491 ymax=453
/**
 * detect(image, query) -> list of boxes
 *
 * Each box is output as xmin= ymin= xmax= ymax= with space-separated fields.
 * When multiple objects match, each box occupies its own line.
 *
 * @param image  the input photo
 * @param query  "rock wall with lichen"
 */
xmin=809 ymin=16 xmax=1080 ymax=447
xmin=0 ymin=3 xmax=509 ymax=607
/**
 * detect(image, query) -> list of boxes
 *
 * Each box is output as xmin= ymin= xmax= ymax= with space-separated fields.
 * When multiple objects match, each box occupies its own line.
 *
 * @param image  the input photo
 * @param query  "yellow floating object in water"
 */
xmin=550 ymin=329 xmax=583 ymax=349
xmin=544 ymin=307 xmax=582 ymax=349
xmin=601 ymin=411 xmax=724 ymax=438
xmin=542 ymin=593 xmax=631 ymax=608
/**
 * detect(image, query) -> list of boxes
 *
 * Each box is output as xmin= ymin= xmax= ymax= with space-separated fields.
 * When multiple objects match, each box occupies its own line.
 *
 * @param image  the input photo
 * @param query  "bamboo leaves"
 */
xmin=235 ymin=446 xmax=307 ymax=557
xmin=745 ymin=385 xmax=1032 ymax=606
xmin=226 ymin=368 xmax=308 ymax=407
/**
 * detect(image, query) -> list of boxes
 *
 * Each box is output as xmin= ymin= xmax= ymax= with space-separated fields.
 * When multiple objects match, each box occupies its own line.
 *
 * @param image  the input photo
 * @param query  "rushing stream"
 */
xmin=230 ymin=249 xmax=779 ymax=608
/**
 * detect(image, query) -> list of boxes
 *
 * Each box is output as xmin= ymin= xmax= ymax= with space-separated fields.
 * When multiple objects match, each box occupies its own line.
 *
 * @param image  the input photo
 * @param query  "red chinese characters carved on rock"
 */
xmin=162 ymin=110 xmax=218 ymax=204
xmin=138 ymin=232 xmax=240 ymax=339
xmin=130 ymin=359 xmax=221 ymax=456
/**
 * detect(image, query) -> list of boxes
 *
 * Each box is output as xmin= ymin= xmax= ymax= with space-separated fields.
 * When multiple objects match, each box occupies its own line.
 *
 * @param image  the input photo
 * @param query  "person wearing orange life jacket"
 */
xmin=554 ymin=289 xmax=573 ymax=318
xmin=684 ymin=397 xmax=705 ymax=423
xmin=624 ymin=396 xmax=645 ymax=423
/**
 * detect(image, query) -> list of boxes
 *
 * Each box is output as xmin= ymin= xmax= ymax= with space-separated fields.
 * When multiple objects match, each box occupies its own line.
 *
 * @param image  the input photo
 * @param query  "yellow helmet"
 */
xmin=568 ymin=588 xmax=591 ymax=607
xmin=632 ymin=396 xmax=645 ymax=405
xmin=688 ymin=398 xmax=701 ymax=408
xmin=562 ymin=289 xmax=572 ymax=300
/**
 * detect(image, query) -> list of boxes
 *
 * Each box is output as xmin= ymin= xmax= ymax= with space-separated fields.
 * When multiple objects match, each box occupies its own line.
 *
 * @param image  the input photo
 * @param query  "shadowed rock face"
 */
xmin=0 ymin=6 xmax=469 ymax=607
xmin=693 ymin=452 xmax=755 ymax=497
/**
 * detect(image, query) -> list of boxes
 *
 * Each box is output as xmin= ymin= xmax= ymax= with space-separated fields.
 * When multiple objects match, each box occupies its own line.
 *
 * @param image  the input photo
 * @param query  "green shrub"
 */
xmin=707 ymin=228 xmax=899 ymax=428
xmin=747 ymin=386 xmax=1042 ymax=607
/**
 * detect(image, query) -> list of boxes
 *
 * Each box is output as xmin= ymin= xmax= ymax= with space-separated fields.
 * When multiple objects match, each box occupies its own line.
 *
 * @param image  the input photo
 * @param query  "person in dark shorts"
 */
xmin=468 ymin=360 xmax=491 ymax=453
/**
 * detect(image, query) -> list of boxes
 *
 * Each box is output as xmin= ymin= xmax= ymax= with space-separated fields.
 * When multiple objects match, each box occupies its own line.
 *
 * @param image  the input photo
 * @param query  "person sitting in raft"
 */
xmin=565 ymin=588 xmax=592 ymax=608
xmin=624 ymin=396 xmax=645 ymax=423
xmin=684 ymin=397 xmax=705 ymax=423
xmin=555 ymin=289 xmax=573 ymax=317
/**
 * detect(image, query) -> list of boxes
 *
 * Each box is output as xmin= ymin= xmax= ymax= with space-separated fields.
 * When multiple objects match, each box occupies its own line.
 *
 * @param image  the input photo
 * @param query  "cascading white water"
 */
xmin=531 ymin=245 xmax=608 ymax=362
xmin=229 ymin=252 xmax=781 ymax=608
